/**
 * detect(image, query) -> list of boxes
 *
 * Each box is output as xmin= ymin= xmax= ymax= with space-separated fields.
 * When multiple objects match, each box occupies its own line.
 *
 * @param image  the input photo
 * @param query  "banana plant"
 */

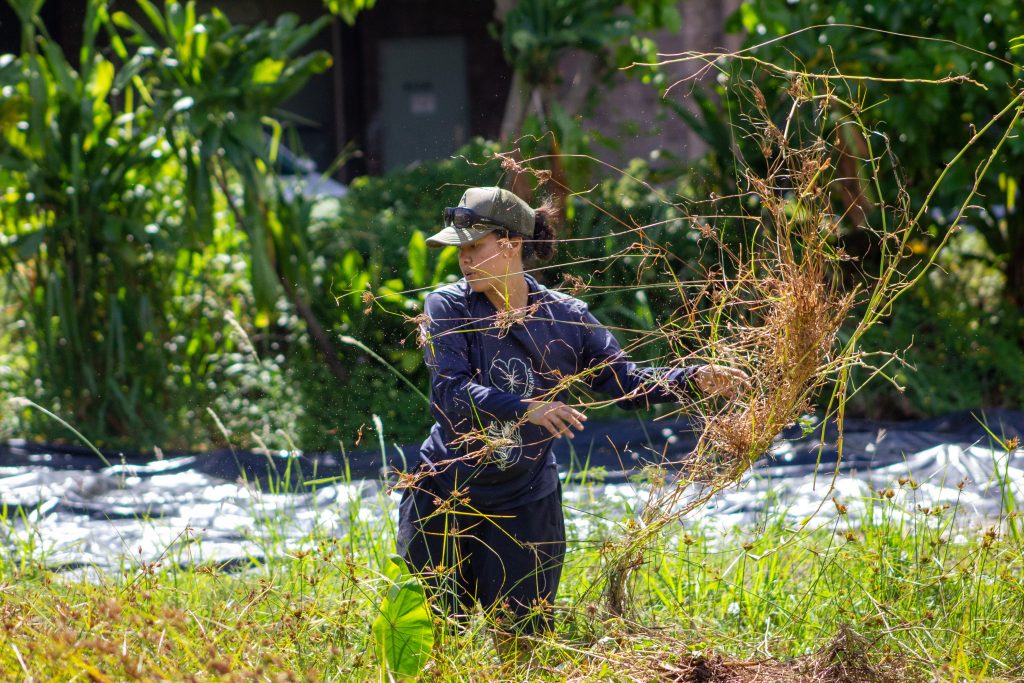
xmin=109 ymin=1 xmax=349 ymax=381
xmin=0 ymin=0 xmax=189 ymax=442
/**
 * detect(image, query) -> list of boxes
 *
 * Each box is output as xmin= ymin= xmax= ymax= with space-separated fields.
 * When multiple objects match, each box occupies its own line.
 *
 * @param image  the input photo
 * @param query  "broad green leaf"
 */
xmin=372 ymin=567 xmax=433 ymax=679
xmin=382 ymin=554 xmax=405 ymax=582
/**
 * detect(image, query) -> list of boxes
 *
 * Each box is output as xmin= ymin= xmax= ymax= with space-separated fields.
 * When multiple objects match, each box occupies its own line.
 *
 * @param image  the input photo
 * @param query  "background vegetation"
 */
xmin=2 ymin=0 xmax=1022 ymax=455
xmin=1 ymin=2 xmax=1023 ymax=681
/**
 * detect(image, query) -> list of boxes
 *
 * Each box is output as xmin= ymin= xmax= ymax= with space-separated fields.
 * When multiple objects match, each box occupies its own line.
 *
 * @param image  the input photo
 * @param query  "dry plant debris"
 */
xmin=551 ymin=626 xmax=919 ymax=683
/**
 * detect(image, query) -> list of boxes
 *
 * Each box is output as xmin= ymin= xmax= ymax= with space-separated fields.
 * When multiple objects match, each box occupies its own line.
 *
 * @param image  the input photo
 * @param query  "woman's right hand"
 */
xmin=523 ymin=400 xmax=587 ymax=439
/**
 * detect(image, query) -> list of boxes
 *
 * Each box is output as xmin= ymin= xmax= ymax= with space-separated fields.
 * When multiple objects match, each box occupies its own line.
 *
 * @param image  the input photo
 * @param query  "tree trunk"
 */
xmin=213 ymin=161 xmax=350 ymax=386
xmin=279 ymin=277 xmax=350 ymax=385
xmin=499 ymin=70 xmax=533 ymax=144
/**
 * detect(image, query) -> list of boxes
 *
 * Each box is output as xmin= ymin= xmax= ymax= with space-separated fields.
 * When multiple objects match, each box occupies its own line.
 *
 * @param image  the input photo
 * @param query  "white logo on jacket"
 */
xmin=484 ymin=357 xmax=535 ymax=470
xmin=489 ymin=357 xmax=535 ymax=398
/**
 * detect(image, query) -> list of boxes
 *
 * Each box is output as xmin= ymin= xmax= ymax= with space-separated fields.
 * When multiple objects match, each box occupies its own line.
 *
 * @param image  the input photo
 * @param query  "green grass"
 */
xmin=0 ymin=458 xmax=1021 ymax=682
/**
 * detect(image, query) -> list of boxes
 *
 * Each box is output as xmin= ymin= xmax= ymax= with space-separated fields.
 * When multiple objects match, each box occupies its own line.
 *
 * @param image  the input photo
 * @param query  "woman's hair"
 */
xmin=529 ymin=199 xmax=558 ymax=263
xmin=497 ymin=197 xmax=558 ymax=264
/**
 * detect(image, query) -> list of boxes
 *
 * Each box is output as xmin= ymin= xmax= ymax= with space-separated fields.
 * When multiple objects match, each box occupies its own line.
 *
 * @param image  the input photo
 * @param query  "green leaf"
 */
xmin=382 ymin=554 xmax=405 ymax=582
xmin=323 ymin=0 xmax=377 ymax=25
xmin=88 ymin=59 xmax=114 ymax=103
xmin=166 ymin=0 xmax=188 ymax=47
xmin=372 ymin=560 xmax=433 ymax=680
xmin=341 ymin=250 xmax=364 ymax=282
xmin=252 ymin=57 xmax=284 ymax=84
xmin=407 ymin=230 xmax=427 ymax=287
xmin=1000 ymin=174 xmax=1017 ymax=213
xmin=135 ymin=0 xmax=168 ymax=37
xmin=10 ymin=228 xmax=46 ymax=260
xmin=39 ymin=35 xmax=77 ymax=95
xmin=432 ymin=246 xmax=458 ymax=285
xmin=250 ymin=228 xmax=283 ymax=313
xmin=737 ymin=2 xmax=761 ymax=35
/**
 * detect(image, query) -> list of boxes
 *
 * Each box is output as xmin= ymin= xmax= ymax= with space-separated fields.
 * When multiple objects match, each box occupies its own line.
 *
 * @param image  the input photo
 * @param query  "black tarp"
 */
xmin=3 ymin=409 xmax=1021 ymax=483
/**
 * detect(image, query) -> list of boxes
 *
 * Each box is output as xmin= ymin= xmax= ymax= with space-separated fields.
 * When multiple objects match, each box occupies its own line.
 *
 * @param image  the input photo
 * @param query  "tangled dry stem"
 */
xmin=695 ymin=266 xmax=853 ymax=483
xmin=600 ymin=80 xmax=882 ymax=615
xmin=388 ymin=65 xmax=1021 ymax=651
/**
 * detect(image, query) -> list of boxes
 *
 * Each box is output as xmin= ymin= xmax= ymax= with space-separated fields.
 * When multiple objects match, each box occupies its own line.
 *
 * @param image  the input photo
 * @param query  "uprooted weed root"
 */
xmin=695 ymin=265 xmax=853 ymax=483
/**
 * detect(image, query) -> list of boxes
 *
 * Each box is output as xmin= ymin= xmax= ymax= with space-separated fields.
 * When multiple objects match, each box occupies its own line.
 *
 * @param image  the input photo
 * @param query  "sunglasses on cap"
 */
xmin=443 ymin=206 xmax=512 ymax=231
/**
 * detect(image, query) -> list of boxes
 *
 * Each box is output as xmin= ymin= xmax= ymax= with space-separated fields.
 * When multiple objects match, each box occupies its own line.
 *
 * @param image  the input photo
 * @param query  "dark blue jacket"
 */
xmin=417 ymin=274 xmax=695 ymax=510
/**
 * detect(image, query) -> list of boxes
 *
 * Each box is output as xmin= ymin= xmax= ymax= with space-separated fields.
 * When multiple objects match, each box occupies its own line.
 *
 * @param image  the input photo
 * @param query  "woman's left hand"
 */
xmin=693 ymin=364 xmax=750 ymax=398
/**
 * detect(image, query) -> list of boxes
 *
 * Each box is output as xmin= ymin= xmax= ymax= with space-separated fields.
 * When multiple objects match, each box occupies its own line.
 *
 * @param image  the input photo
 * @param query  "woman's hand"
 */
xmin=693 ymin=364 xmax=750 ymax=398
xmin=523 ymin=400 xmax=587 ymax=439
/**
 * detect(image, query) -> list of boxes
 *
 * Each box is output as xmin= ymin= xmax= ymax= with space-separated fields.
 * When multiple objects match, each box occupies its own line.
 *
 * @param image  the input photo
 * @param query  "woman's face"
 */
xmin=459 ymin=232 xmax=522 ymax=292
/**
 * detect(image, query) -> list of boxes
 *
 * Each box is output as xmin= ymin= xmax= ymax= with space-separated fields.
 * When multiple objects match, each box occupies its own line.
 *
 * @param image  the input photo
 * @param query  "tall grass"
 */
xmin=0 ymin=437 xmax=1021 ymax=681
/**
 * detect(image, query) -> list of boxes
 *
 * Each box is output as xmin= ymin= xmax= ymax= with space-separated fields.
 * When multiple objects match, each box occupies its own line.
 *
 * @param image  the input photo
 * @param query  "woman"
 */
xmin=398 ymin=186 xmax=745 ymax=640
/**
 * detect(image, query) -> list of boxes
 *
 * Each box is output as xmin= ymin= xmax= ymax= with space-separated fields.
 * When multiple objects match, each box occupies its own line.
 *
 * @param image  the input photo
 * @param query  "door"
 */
xmin=380 ymin=37 xmax=469 ymax=171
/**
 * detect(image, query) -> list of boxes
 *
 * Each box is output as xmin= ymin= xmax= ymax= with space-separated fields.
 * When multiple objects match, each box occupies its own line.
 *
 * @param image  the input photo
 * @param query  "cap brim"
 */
xmin=425 ymin=225 xmax=494 ymax=247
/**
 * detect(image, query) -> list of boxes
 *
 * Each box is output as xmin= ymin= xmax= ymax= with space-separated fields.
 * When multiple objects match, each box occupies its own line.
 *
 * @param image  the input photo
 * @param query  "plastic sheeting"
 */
xmin=1 ymin=409 xmax=1021 ymax=572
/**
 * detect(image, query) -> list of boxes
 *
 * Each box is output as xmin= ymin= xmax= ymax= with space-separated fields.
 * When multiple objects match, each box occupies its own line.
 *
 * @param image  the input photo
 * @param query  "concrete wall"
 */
xmin=571 ymin=0 xmax=743 ymax=168
xmin=0 ymin=0 xmax=742 ymax=179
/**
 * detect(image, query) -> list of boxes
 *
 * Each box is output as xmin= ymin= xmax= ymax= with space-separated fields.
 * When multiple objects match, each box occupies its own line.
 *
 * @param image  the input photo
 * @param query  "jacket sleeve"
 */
xmin=577 ymin=306 xmax=696 ymax=410
xmin=420 ymin=292 xmax=529 ymax=427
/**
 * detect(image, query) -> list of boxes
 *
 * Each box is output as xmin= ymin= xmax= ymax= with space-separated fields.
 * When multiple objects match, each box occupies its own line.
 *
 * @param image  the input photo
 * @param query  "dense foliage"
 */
xmin=2 ymin=0 xmax=1022 ymax=452
xmin=668 ymin=0 xmax=1024 ymax=419
xmin=728 ymin=0 xmax=1024 ymax=307
xmin=0 ymin=3 xmax=1022 ymax=680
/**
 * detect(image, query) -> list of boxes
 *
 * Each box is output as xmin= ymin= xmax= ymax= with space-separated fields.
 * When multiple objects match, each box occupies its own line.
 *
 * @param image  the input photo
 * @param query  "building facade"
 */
xmin=1 ymin=0 xmax=739 ymax=181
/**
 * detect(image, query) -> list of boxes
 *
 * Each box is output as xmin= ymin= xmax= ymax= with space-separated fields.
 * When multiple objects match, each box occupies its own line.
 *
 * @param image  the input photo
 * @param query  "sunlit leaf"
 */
xmin=252 ymin=57 xmax=285 ymax=84
xmin=322 ymin=0 xmax=377 ymax=25
xmin=371 ymin=557 xmax=433 ymax=680
xmin=407 ymin=230 xmax=427 ymax=287
xmin=88 ymin=59 xmax=114 ymax=103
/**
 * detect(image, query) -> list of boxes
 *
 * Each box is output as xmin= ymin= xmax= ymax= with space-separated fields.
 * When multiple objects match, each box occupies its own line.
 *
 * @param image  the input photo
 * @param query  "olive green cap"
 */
xmin=426 ymin=187 xmax=535 ymax=247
